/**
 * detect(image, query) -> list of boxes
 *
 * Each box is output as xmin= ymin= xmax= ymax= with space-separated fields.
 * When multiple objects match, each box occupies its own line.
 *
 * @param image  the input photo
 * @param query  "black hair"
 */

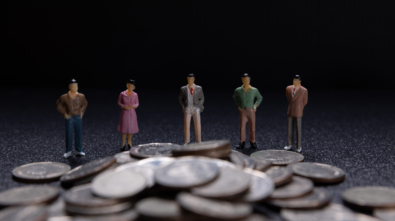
xmin=294 ymin=75 xmax=301 ymax=80
xmin=241 ymin=73 xmax=250 ymax=78
xmin=69 ymin=79 xmax=78 ymax=84
xmin=127 ymin=79 xmax=135 ymax=85
xmin=187 ymin=73 xmax=195 ymax=78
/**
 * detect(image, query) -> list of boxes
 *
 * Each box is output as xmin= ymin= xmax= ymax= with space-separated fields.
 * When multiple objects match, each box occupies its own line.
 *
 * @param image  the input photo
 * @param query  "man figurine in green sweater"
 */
xmin=233 ymin=73 xmax=263 ymax=149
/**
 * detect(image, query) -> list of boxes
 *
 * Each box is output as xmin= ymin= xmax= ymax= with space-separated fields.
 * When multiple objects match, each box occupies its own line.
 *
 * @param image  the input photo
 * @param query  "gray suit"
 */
xmin=179 ymin=85 xmax=204 ymax=143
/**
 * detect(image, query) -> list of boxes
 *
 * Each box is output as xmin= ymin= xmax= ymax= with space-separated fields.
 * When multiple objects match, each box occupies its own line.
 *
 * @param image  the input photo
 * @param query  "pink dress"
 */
xmin=117 ymin=91 xmax=139 ymax=134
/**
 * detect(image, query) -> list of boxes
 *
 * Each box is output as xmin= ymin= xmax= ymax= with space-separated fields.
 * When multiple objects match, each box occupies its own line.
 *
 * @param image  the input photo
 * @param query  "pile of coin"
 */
xmin=1 ymin=140 xmax=393 ymax=221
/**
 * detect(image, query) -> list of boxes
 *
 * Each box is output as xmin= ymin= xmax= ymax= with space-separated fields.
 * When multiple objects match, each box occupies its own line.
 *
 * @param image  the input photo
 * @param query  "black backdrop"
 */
xmin=1 ymin=0 xmax=395 ymax=91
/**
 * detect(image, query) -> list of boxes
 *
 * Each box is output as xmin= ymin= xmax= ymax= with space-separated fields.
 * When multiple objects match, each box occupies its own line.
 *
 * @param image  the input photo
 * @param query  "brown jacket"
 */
xmin=56 ymin=93 xmax=88 ymax=116
xmin=286 ymin=85 xmax=308 ymax=117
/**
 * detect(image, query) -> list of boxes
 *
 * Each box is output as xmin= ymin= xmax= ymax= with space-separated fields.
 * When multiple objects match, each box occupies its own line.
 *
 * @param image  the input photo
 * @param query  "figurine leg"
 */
xmin=192 ymin=108 xmax=201 ymax=143
xmin=287 ymin=116 xmax=295 ymax=147
xmin=184 ymin=110 xmax=192 ymax=144
xmin=128 ymin=134 xmax=133 ymax=147
xmin=296 ymin=117 xmax=302 ymax=150
xmin=65 ymin=117 xmax=74 ymax=153
xmin=239 ymin=109 xmax=247 ymax=143
xmin=246 ymin=108 xmax=256 ymax=143
xmin=74 ymin=116 xmax=83 ymax=153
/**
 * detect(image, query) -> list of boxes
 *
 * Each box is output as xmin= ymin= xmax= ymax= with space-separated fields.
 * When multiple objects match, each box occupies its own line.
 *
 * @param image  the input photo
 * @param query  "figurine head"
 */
xmin=69 ymin=79 xmax=78 ymax=93
xmin=241 ymin=73 xmax=250 ymax=87
xmin=293 ymin=75 xmax=301 ymax=87
xmin=187 ymin=73 xmax=195 ymax=86
xmin=127 ymin=79 xmax=136 ymax=91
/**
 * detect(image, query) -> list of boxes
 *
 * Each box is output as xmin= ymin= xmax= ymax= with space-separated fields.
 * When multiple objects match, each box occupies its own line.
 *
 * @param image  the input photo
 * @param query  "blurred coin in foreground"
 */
xmin=233 ymin=150 xmax=256 ymax=169
xmin=66 ymin=201 xmax=133 ymax=216
xmin=0 ymin=205 xmax=47 ymax=221
xmin=172 ymin=140 xmax=231 ymax=158
xmin=266 ymin=189 xmax=331 ymax=209
xmin=373 ymin=208 xmax=395 ymax=221
xmin=130 ymin=143 xmax=179 ymax=159
xmin=250 ymin=150 xmax=304 ymax=166
xmin=136 ymin=197 xmax=181 ymax=221
xmin=0 ymin=185 xmax=59 ymax=207
xmin=287 ymin=162 xmax=345 ymax=184
xmin=114 ymin=151 xmax=139 ymax=164
xmin=64 ymin=184 xmax=123 ymax=207
xmin=265 ymin=166 xmax=293 ymax=187
xmin=12 ymin=162 xmax=70 ymax=182
xmin=239 ymin=169 xmax=274 ymax=203
xmin=73 ymin=209 xmax=138 ymax=221
xmin=342 ymin=186 xmax=395 ymax=210
xmin=269 ymin=176 xmax=313 ymax=199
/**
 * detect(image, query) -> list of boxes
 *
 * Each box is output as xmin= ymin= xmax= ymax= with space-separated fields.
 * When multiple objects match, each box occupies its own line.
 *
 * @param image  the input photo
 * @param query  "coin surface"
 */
xmin=172 ymin=140 xmax=231 ymax=158
xmin=210 ymin=159 xmax=237 ymax=169
xmin=239 ymin=169 xmax=274 ymax=203
xmin=66 ymin=201 xmax=133 ymax=215
xmin=154 ymin=157 xmax=220 ymax=189
xmin=236 ymin=151 xmax=257 ymax=169
xmin=373 ymin=208 xmax=395 ymax=221
xmin=342 ymin=186 xmax=395 ymax=210
xmin=117 ymin=157 xmax=175 ymax=171
xmin=60 ymin=156 xmax=116 ymax=183
xmin=281 ymin=203 xmax=381 ymax=221
xmin=243 ymin=214 xmax=272 ymax=221
xmin=136 ymin=197 xmax=181 ymax=220
xmin=92 ymin=169 xmax=147 ymax=199
xmin=250 ymin=150 xmax=304 ymax=166
xmin=229 ymin=150 xmax=245 ymax=168
xmin=191 ymin=167 xmax=251 ymax=199
xmin=0 ymin=185 xmax=59 ymax=206
xmin=114 ymin=151 xmax=139 ymax=164
xmin=73 ymin=209 xmax=138 ymax=221
xmin=266 ymin=188 xmax=331 ymax=209
xmin=177 ymin=192 xmax=252 ymax=220
xmin=64 ymin=184 xmax=122 ymax=207
xmin=130 ymin=143 xmax=179 ymax=158
xmin=287 ymin=162 xmax=345 ymax=183
xmin=12 ymin=162 xmax=71 ymax=182
xmin=269 ymin=176 xmax=313 ymax=199
xmin=0 ymin=205 xmax=48 ymax=221
xmin=254 ymin=160 xmax=272 ymax=172
xmin=265 ymin=166 xmax=293 ymax=186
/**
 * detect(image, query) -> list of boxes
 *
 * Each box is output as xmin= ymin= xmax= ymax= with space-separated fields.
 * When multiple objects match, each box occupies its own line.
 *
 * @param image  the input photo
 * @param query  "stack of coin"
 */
xmin=171 ymin=140 xmax=231 ymax=158
xmin=342 ymin=186 xmax=395 ymax=212
xmin=130 ymin=143 xmax=181 ymax=159
xmin=12 ymin=162 xmax=71 ymax=183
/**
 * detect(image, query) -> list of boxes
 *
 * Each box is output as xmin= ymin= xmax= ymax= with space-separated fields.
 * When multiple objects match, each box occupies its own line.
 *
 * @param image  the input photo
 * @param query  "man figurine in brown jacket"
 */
xmin=284 ymin=75 xmax=308 ymax=153
xmin=56 ymin=79 xmax=88 ymax=158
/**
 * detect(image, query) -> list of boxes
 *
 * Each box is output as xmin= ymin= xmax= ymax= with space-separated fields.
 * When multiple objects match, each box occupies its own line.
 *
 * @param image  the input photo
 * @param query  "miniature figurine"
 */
xmin=179 ymin=73 xmax=204 ymax=145
xmin=284 ymin=75 xmax=308 ymax=153
xmin=56 ymin=79 xmax=88 ymax=158
xmin=117 ymin=79 xmax=139 ymax=151
xmin=233 ymin=73 xmax=262 ymax=149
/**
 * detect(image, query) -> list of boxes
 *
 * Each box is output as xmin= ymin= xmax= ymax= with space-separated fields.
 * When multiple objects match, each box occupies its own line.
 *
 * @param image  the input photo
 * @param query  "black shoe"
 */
xmin=236 ymin=142 xmax=245 ymax=149
xmin=126 ymin=144 xmax=132 ymax=151
xmin=250 ymin=142 xmax=257 ymax=149
xmin=120 ymin=145 xmax=126 ymax=152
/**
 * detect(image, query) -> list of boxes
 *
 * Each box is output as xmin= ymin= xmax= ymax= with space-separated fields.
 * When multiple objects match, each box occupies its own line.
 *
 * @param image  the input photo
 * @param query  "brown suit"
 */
xmin=286 ymin=85 xmax=308 ymax=148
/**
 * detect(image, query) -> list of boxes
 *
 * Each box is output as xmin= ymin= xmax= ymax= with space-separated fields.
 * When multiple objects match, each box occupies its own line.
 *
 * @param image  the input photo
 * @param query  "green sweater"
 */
xmin=233 ymin=85 xmax=263 ymax=109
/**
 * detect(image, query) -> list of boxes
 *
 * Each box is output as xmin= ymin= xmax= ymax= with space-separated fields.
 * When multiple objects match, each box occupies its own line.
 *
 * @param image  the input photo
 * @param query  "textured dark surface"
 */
xmin=0 ymin=88 xmax=394 ymax=220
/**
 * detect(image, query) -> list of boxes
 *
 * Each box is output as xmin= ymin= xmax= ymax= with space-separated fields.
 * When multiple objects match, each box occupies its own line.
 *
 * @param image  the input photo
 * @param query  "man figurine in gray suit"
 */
xmin=179 ymin=73 xmax=205 ymax=145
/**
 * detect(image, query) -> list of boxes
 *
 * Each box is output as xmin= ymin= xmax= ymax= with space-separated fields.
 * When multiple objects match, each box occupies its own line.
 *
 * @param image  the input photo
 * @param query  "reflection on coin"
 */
xmin=342 ymin=186 xmax=395 ymax=210
xmin=12 ymin=162 xmax=71 ymax=182
xmin=47 ymin=216 xmax=72 ymax=221
xmin=254 ymin=160 xmax=272 ymax=172
xmin=287 ymin=162 xmax=345 ymax=183
xmin=191 ymin=167 xmax=250 ymax=199
xmin=373 ymin=208 xmax=395 ymax=221
xmin=265 ymin=166 xmax=293 ymax=187
xmin=66 ymin=201 xmax=133 ymax=215
xmin=269 ymin=176 xmax=313 ymax=199
xmin=243 ymin=214 xmax=272 ymax=221
xmin=155 ymin=157 xmax=219 ymax=189
xmin=250 ymin=150 xmax=304 ymax=166
xmin=64 ymin=184 xmax=122 ymax=207
xmin=229 ymin=151 xmax=245 ymax=168
xmin=136 ymin=197 xmax=181 ymax=220
xmin=114 ymin=151 xmax=139 ymax=164
xmin=281 ymin=203 xmax=381 ymax=221
xmin=0 ymin=185 xmax=59 ymax=206
xmin=130 ymin=143 xmax=179 ymax=158
xmin=239 ymin=170 xmax=274 ymax=203
xmin=92 ymin=169 xmax=147 ymax=199
xmin=73 ymin=209 xmax=138 ymax=221
xmin=233 ymin=150 xmax=256 ymax=169
xmin=172 ymin=140 xmax=231 ymax=158
xmin=47 ymin=196 xmax=66 ymax=217
xmin=0 ymin=205 xmax=48 ymax=221
xmin=266 ymin=189 xmax=331 ymax=209
xmin=60 ymin=156 xmax=116 ymax=183
xmin=177 ymin=192 xmax=252 ymax=220
xmin=117 ymin=157 xmax=175 ymax=171
xmin=210 ymin=159 xmax=237 ymax=169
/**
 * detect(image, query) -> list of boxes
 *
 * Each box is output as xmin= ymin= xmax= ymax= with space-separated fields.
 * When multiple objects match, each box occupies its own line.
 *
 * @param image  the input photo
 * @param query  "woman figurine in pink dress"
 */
xmin=117 ymin=79 xmax=139 ymax=151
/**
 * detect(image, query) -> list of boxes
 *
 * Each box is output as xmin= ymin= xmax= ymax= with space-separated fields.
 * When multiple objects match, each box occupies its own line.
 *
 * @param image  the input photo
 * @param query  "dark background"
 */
xmin=1 ymin=1 xmax=395 ymax=220
xmin=1 ymin=0 xmax=394 ymax=90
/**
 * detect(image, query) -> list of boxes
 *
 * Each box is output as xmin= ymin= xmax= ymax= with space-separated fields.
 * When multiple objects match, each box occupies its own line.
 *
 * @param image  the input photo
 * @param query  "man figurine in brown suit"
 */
xmin=284 ymin=75 xmax=308 ymax=153
xmin=56 ymin=79 xmax=88 ymax=158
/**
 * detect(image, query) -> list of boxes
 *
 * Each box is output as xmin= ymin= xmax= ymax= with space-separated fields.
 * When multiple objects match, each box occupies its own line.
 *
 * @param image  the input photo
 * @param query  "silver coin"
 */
xmin=118 ymin=166 xmax=155 ymax=188
xmin=374 ymin=208 xmax=395 ymax=221
xmin=239 ymin=169 xmax=274 ymax=203
xmin=265 ymin=166 xmax=293 ymax=187
xmin=136 ymin=197 xmax=181 ymax=220
xmin=117 ymin=157 xmax=175 ymax=171
xmin=191 ymin=167 xmax=251 ymax=199
xmin=92 ymin=169 xmax=147 ymax=199
xmin=0 ymin=185 xmax=59 ymax=206
xmin=266 ymin=188 xmax=331 ymax=209
xmin=172 ymin=140 xmax=231 ymax=158
xmin=269 ymin=176 xmax=313 ymax=199
xmin=210 ymin=159 xmax=237 ymax=169
xmin=281 ymin=203 xmax=382 ymax=221
xmin=0 ymin=205 xmax=48 ymax=221
xmin=177 ymin=192 xmax=252 ymax=220
xmin=287 ymin=162 xmax=345 ymax=183
xmin=114 ymin=151 xmax=139 ymax=164
xmin=154 ymin=157 xmax=220 ymax=189
xmin=250 ymin=150 xmax=304 ymax=166
xmin=66 ymin=201 xmax=133 ymax=215
xmin=233 ymin=150 xmax=256 ymax=169
xmin=12 ymin=162 xmax=70 ymax=182
xmin=64 ymin=184 xmax=123 ymax=207
xmin=73 ymin=209 xmax=138 ymax=221
xmin=254 ymin=160 xmax=272 ymax=172
xmin=60 ymin=156 xmax=116 ymax=183
xmin=130 ymin=143 xmax=179 ymax=158
xmin=47 ymin=217 xmax=73 ymax=221
xmin=342 ymin=186 xmax=395 ymax=210
xmin=47 ymin=196 xmax=66 ymax=217
xmin=229 ymin=150 xmax=245 ymax=168
xmin=242 ymin=214 xmax=273 ymax=221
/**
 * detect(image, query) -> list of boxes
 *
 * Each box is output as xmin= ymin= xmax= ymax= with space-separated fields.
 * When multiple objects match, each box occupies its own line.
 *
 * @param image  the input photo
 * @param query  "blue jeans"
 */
xmin=65 ymin=115 xmax=83 ymax=153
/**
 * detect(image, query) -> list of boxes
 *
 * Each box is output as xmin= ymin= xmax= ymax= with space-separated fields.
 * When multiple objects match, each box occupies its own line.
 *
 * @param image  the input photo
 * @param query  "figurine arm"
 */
xmin=118 ymin=94 xmax=125 ymax=109
xmin=178 ymin=89 xmax=184 ymax=109
xmin=134 ymin=94 xmax=139 ymax=109
xmin=255 ymin=89 xmax=263 ymax=107
xmin=80 ymin=95 xmax=88 ymax=114
xmin=233 ymin=89 xmax=241 ymax=108
xmin=199 ymin=88 xmax=204 ymax=106
xmin=286 ymin=87 xmax=291 ymax=102
xmin=56 ymin=98 xmax=66 ymax=115
xmin=304 ymin=89 xmax=308 ymax=106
